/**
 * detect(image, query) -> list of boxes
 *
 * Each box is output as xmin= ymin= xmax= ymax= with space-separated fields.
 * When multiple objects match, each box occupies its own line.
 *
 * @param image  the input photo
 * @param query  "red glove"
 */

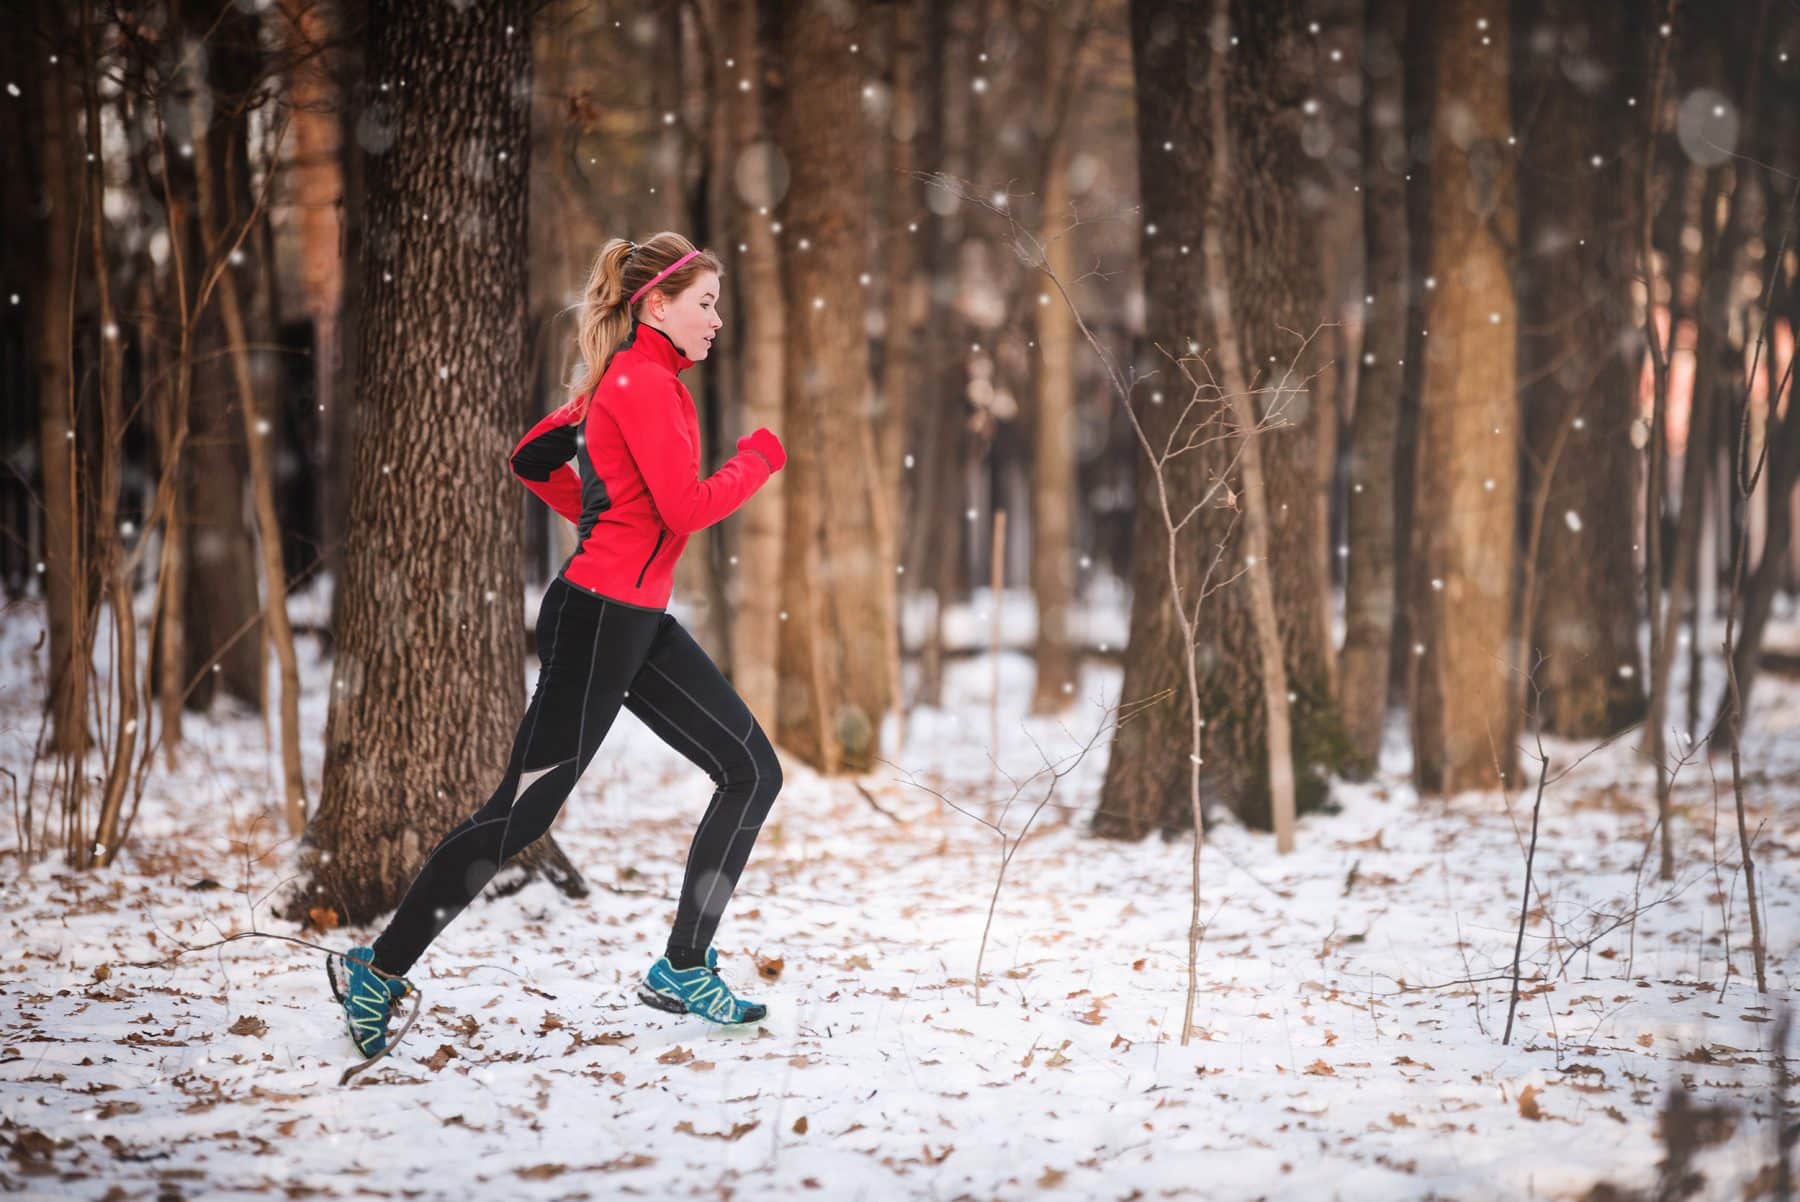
xmin=737 ymin=427 xmax=787 ymax=473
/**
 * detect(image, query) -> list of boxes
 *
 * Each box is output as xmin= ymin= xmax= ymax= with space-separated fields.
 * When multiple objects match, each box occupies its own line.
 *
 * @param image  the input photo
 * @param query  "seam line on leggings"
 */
xmin=405 ymin=584 xmax=571 ymax=909
xmin=501 ymin=584 xmax=572 ymax=865
xmin=643 ymin=658 xmax=762 ymax=944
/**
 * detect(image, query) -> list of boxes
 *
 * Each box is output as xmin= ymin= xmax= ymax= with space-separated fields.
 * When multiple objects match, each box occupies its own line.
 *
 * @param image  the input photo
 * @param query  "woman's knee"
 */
xmin=718 ymin=725 xmax=781 ymax=805
xmin=744 ymin=729 xmax=783 ymax=814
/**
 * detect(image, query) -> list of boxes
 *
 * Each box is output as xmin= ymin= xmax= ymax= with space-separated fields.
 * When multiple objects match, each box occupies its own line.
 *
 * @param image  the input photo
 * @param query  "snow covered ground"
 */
xmin=1 ymin=578 xmax=1795 ymax=1201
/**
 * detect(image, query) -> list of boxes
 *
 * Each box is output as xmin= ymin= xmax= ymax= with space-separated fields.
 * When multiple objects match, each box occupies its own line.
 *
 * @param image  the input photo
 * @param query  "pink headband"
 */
xmin=630 ymin=249 xmax=701 ymax=307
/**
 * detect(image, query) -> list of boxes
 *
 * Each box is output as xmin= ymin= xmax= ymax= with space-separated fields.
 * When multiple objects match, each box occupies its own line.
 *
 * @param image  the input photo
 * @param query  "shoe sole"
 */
xmin=637 ymin=984 xmax=691 ymax=1015
xmin=636 ymin=983 xmax=768 ymax=1024
xmin=325 ymin=953 xmax=345 ymax=1004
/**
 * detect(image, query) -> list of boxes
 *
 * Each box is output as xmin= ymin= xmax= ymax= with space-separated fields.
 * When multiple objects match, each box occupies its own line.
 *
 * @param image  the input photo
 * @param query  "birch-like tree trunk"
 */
xmin=1410 ymin=0 xmax=1519 ymax=793
xmin=767 ymin=0 xmax=893 ymax=773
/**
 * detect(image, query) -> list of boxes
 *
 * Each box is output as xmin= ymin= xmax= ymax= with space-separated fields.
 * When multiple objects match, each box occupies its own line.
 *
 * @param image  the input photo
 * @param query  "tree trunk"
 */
xmin=1389 ymin=0 xmax=1435 ymax=710
xmin=1338 ymin=0 xmax=1408 ymax=772
xmin=1514 ymin=0 xmax=1645 ymax=738
xmin=720 ymin=0 xmax=788 ymax=728
xmin=1096 ymin=0 xmax=1352 ymax=838
xmin=767 ymin=0 xmax=892 ymax=774
xmin=179 ymin=0 xmax=265 ymax=715
xmin=1028 ymin=11 xmax=1085 ymax=717
xmin=1410 ymin=0 xmax=1519 ymax=794
xmin=1029 ymin=134 xmax=1081 ymax=715
xmin=874 ymin=0 xmax=920 ymax=744
xmin=293 ymin=0 xmax=582 ymax=925
xmin=1093 ymin=0 xmax=1208 ymax=841
xmin=906 ymin=0 xmax=975 ymax=713
xmin=281 ymin=0 xmax=345 ymax=604
xmin=30 ymin=0 xmax=93 ymax=768
xmin=83 ymin=0 xmax=134 ymax=870
xmin=326 ymin=1 xmax=367 ymax=648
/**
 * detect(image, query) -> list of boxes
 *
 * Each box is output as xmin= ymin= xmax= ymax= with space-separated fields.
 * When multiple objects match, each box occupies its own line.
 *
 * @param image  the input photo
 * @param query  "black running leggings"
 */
xmin=370 ymin=576 xmax=784 ymax=977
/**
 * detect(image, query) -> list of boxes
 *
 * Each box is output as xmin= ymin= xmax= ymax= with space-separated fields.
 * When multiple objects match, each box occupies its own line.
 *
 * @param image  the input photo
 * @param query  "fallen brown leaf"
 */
xmin=675 ymin=1119 xmax=759 ymax=1141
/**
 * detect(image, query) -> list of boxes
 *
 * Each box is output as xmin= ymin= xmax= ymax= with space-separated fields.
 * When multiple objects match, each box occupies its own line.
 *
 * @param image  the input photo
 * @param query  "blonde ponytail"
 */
xmin=569 ymin=231 xmax=723 ymax=416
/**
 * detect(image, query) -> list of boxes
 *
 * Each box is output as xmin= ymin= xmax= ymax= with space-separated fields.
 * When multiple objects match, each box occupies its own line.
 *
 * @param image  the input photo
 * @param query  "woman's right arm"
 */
xmin=613 ymin=381 xmax=780 ymax=535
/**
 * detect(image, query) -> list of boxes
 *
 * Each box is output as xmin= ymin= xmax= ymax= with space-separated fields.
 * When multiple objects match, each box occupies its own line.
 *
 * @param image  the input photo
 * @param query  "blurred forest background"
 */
xmin=2 ymin=0 xmax=1795 ymax=929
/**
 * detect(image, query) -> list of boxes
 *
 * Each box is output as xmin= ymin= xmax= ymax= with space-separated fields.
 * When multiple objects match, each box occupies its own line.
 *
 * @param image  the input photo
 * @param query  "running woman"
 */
xmin=333 ymin=233 xmax=790 ymax=1057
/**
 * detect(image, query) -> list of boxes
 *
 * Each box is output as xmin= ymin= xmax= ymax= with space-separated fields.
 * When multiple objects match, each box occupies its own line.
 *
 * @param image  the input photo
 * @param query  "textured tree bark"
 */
xmin=281 ymin=0 xmax=345 ymax=623
xmin=1096 ymin=0 xmax=1352 ymax=839
xmin=28 ymin=3 xmax=91 ymax=766
xmin=874 ymin=0 xmax=920 ymax=746
xmin=293 ymin=0 xmax=583 ymax=925
xmin=1514 ymin=0 xmax=1645 ymax=738
xmin=326 ymin=0 xmax=366 ymax=649
xmin=1029 ymin=134 xmax=1081 ymax=716
xmin=767 ymin=0 xmax=892 ymax=774
xmin=1093 ymin=0 xmax=1209 ymax=841
xmin=721 ymin=0 xmax=788 ymax=729
xmin=905 ymin=0 xmax=975 ymax=713
xmin=1390 ymin=0 xmax=1436 ymax=712
xmin=1410 ymin=0 xmax=1519 ymax=794
xmin=179 ymin=0 xmax=266 ymax=714
xmin=1338 ymin=0 xmax=1408 ymax=773
xmin=1027 ymin=6 xmax=1087 ymax=718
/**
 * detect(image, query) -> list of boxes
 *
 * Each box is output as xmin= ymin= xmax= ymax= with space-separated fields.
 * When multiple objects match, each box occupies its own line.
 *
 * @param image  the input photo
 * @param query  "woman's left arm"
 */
xmin=509 ymin=398 xmax=585 ymax=524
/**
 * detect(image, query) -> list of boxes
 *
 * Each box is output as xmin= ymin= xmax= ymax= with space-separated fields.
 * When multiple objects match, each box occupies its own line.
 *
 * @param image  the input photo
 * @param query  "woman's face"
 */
xmin=645 ymin=269 xmax=722 ymax=361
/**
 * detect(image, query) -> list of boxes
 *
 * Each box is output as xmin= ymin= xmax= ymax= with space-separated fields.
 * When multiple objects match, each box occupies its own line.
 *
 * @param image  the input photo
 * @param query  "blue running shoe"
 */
xmin=638 ymin=947 xmax=768 ymax=1024
xmin=327 ymin=945 xmax=415 ymax=1058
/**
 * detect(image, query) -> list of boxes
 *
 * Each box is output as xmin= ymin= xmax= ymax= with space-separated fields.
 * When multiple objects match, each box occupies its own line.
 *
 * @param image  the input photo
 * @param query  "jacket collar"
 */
xmin=627 ymin=319 xmax=695 ymax=375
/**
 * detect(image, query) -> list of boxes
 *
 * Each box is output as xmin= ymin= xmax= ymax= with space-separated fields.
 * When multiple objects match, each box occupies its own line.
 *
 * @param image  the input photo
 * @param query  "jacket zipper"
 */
xmin=635 ymin=529 xmax=668 ymax=588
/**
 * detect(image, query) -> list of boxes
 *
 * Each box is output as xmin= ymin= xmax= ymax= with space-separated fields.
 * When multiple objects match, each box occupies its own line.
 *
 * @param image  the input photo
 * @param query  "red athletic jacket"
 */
xmin=510 ymin=321 xmax=777 ymax=611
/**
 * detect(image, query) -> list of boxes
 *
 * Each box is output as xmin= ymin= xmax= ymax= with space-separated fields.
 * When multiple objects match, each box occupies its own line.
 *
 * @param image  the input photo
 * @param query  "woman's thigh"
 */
xmin=622 ymin=614 xmax=775 ymax=788
xmin=506 ymin=579 xmax=664 ymax=788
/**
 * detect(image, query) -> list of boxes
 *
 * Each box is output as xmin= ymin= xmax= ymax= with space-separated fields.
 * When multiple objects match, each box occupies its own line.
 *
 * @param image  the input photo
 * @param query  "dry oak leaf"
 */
xmin=658 ymin=1045 xmax=695 ymax=1065
xmin=1517 ymin=1084 xmax=1544 ymax=1121
xmin=675 ymin=1119 xmax=759 ymax=1141
xmin=307 ymin=907 xmax=340 ymax=933
xmin=1039 ymin=1167 xmax=1068 ymax=1188
xmin=516 ymin=1164 xmax=567 ymax=1180
xmin=1303 ymin=1059 xmax=1336 ymax=1077
xmin=227 ymin=1015 xmax=268 ymax=1038
xmin=424 ymin=1044 xmax=458 ymax=1072
xmin=755 ymin=953 xmax=785 ymax=981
